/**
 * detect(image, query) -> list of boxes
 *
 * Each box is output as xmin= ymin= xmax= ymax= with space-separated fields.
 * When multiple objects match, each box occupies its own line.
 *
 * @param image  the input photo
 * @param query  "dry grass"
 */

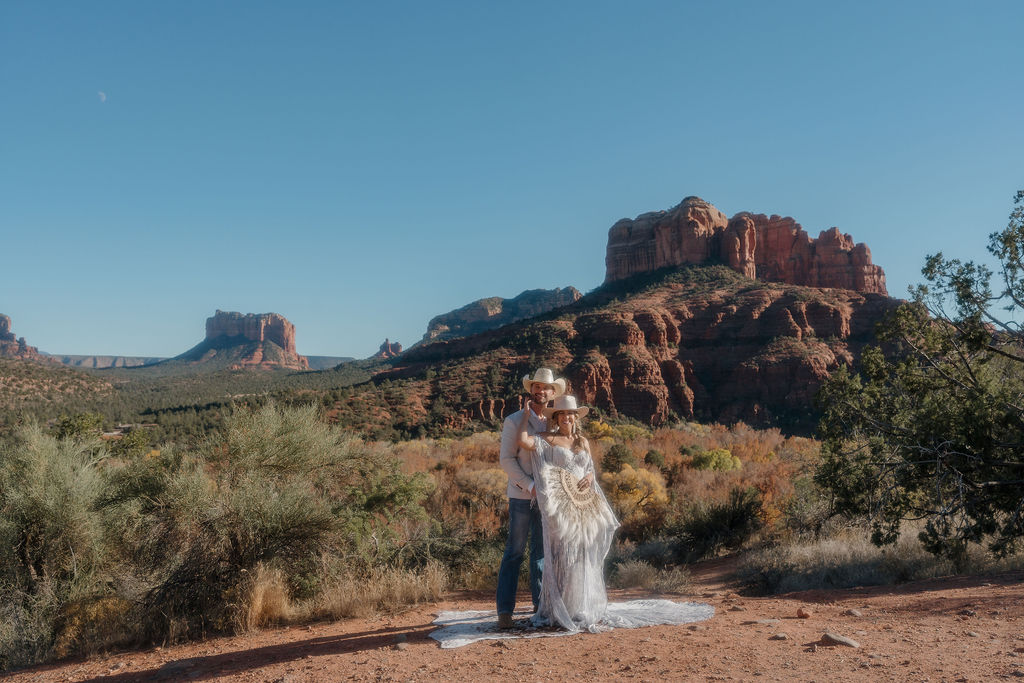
xmin=740 ymin=525 xmax=1024 ymax=595
xmin=308 ymin=562 xmax=448 ymax=621
xmin=611 ymin=559 xmax=691 ymax=594
xmin=235 ymin=565 xmax=294 ymax=631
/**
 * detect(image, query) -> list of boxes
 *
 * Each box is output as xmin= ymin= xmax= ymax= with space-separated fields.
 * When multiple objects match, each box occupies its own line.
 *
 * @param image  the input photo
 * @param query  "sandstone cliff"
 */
xmin=375 ymin=339 xmax=403 ymax=359
xmin=421 ymin=287 xmax=583 ymax=344
xmin=0 ymin=314 xmax=54 ymax=363
xmin=173 ymin=310 xmax=310 ymax=370
xmin=606 ymin=197 xmax=887 ymax=295
xmin=348 ymin=265 xmax=898 ymax=435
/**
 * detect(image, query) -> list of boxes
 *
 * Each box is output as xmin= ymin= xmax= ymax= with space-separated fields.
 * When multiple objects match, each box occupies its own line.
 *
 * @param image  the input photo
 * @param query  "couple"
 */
xmin=496 ymin=368 xmax=619 ymax=633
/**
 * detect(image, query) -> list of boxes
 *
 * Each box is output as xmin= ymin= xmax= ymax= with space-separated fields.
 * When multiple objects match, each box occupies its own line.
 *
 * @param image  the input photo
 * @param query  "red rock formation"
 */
xmin=605 ymin=198 xmax=887 ymax=295
xmin=0 ymin=314 xmax=53 ymax=362
xmin=557 ymin=288 xmax=895 ymax=427
xmin=385 ymin=277 xmax=898 ymax=433
xmin=206 ymin=310 xmax=300 ymax=355
xmin=199 ymin=310 xmax=309 ymax=370
xmin=376 ymin=339 xmax=403 ymax=358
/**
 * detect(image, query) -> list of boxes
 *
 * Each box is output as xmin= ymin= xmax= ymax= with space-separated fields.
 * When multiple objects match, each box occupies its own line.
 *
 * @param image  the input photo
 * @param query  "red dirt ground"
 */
xmin=7 ymin=559 xmax=1024 ymax=682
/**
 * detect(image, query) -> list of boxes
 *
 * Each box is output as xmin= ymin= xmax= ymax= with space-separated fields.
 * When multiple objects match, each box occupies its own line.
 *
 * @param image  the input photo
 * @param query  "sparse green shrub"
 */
xmin=673 ymin=486 xmax=763 ymax=561
xmin=602 ymin=444 xmax=637 ymax=473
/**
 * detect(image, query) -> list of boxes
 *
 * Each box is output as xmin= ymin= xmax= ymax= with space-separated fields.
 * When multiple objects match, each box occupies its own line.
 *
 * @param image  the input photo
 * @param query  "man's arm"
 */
xmin=499 ymin=412 xmax=534 ymax=494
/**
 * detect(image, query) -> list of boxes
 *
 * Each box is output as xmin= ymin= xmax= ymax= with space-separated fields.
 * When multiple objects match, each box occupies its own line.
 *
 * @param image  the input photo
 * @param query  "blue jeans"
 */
xmin=496 ymin=497 xmax=544 ymax=615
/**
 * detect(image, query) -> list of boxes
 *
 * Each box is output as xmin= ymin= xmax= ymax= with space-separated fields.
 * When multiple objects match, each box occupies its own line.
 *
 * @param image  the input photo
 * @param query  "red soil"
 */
xmin=8 ymin=559 xmax=1024 ymax=682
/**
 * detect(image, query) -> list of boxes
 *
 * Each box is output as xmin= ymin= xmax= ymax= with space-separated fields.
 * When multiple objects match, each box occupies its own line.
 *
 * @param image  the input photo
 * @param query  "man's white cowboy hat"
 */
xmin=522 ymin=368 xmax=567 ymax=397
xmin=543 ymin=394 xmax=590 ymax=420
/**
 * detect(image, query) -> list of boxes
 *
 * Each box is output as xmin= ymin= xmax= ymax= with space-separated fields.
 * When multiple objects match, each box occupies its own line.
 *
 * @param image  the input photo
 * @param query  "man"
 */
xmin=496 ymin=367 xmax=566 ymax=629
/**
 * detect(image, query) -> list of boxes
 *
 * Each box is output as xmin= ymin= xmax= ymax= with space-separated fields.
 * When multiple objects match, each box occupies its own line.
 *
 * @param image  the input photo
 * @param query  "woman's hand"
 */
xmin=578 ymin=472 xmax=594 ymax=491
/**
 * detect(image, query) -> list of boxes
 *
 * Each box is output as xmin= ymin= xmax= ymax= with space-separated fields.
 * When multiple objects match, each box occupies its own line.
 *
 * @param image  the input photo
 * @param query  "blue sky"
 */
xmin=2 ymin=1 xmax=1022 ymax=358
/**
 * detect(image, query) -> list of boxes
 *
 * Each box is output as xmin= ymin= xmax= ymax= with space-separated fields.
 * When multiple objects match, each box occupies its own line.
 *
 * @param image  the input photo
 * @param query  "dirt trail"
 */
xmin=8 ymin=560 xmax=1024 ymax=682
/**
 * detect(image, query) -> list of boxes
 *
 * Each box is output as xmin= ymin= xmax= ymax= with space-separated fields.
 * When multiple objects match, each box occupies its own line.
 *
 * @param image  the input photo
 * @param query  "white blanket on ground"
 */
xmin=429 ymin=599 xmax=714 ymax=649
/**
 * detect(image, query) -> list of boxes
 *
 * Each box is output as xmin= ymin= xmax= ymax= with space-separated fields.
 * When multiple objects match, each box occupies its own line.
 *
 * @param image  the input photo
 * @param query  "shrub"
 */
xmin=673 ymin=486 xmax=764 ymax=561
xmin=643 ymin=449 xmax=665 ymax=469
xmin=128 ymin=403 xmax=433 ymax=640
xmin=690 ymin=448 xmax=741 ymax=472
xmin=602 ymin=444 xmax=637 ymax=473
xmin=0 ymin=425 xmax=115 ymax=669
xmin=601 ymin=464 xmax=669 ymax=542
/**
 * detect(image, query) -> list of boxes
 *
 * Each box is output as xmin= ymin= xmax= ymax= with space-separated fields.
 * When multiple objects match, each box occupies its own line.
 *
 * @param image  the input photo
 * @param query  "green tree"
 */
xmin=643 ymin=449 xmax=665 ymax=469
xmin=602 ymin=444 xmax=636 ymax=473
xmin=816 ymin=192 xmax=1024 ymax=561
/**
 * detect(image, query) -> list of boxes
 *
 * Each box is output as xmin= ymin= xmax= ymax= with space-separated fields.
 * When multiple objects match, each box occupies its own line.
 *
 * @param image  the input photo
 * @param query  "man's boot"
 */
xmin=497 ymin=613 xmax=514 ymax=629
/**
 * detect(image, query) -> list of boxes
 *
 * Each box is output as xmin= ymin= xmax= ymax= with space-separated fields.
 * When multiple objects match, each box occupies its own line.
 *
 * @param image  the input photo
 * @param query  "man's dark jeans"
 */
xmin=495 ymin=497 xmax=543 ymax=615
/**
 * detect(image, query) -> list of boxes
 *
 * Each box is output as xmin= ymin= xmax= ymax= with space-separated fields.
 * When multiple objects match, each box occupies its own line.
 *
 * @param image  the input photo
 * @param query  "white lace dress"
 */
xmin=529 ymin=437 xmax=619 ymax=632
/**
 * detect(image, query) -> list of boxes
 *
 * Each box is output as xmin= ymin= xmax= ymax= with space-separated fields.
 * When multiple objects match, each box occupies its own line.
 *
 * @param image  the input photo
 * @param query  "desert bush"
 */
xmin=690 ymin=448 xmax=742 ymax=472
xmin=0 ymin=425 xmax=125 ymax=669
xmin=672 ymin=486 xmax=764 ymax=561
xmin=601 ymin=464 xmax=669 ymax=542
xmin=126 ymin=403 xmax=433 ymax=640
xmin=0 ymin=403 xmax=439 ymax=668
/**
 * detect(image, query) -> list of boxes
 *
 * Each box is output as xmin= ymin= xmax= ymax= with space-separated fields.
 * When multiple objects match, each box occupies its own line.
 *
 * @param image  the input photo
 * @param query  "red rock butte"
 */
xmin=605 ymin=197 xmax=887 ymax=295
xmin=376 ymin=338 xmax=403 ymax=359
xmin=204 ymin=310 xmax=309 ymax=370
xmin=0 ymin=313 xmax=52 ymax=362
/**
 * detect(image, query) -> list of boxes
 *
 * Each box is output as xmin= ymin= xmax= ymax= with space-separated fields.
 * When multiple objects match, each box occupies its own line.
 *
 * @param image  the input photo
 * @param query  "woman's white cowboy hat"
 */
xmin=522 ymin=368 xmax=566 ymax=397
xmin=543 ymin=394 xmax=590 ymax=420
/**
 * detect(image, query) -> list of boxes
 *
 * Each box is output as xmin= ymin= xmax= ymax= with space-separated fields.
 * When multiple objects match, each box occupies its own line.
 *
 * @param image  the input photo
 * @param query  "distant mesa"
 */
xmin=54 ymin=355 xmax=166 ymax=369
xmin=0 ymin=314 xmax=54 ymax=363
xmin=376 ymin=338 xmax=403 ymax=359
xmin=306 ymin=355 xmax=355 ymax=371
xmin=421 ymin=287 xmax=583 ymax=344
xmin=172 ymin=310 xmax=310 ymax=370
xmin=605 ymin=196 xmax=887 ymax=295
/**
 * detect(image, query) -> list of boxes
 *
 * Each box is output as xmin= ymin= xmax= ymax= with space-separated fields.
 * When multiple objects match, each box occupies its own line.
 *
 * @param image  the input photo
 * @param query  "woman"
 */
xmin=517 ymin=394 xmax=619 ymax=632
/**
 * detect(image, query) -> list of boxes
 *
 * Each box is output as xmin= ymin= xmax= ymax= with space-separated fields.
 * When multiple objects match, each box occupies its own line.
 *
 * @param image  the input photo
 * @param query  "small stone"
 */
xmin=967 ymin=631 xmax=980 ymax=637
xmin=688 ymin=624 xmax=705 ymax=631
xmin=821 ymin=632 xmax=861 ymax=648
xmin=960 ymin=608 xmax=977 ymax=616
xmin=729 ymin=605 xmax=747 ymax=612
xmin=844 ymin=609 xmax=863 ymax=617
xmin=797 ymin=607 xmax=812 ymax=619
xmin=769 ymin=633 xmax=789 ymax=641
xmin=394 ymin=642 xmax=408 ymax=651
